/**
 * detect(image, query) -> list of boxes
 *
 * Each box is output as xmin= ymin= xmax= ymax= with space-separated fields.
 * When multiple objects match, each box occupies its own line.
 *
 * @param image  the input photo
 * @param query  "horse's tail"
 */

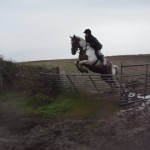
xmin=112 ymin=65 xmax=119 ymax=75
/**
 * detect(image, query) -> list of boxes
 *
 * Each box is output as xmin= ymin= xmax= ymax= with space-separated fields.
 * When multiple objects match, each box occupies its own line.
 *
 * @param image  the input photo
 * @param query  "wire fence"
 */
xmin=120 ymin=63 xmax=150 ymax=105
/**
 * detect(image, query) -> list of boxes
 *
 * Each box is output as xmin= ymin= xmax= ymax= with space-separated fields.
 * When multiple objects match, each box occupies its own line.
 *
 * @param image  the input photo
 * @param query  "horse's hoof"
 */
xmin=82 ymin=68 xmax=88 ymax=73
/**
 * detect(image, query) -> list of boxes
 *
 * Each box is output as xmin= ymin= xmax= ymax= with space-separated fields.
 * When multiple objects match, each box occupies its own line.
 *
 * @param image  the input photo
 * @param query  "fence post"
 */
xmin=144 ymin=64 xmax=148 ymax=99
xmin=116 ymin=76 xmax=128 ymax=105
xmin=120 ymin=62 xmax=123 ymax=83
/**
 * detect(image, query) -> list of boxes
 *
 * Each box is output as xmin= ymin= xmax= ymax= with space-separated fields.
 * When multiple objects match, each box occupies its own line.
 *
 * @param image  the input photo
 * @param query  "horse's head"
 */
xmin=70 ymin=35 xmax=80 ymax=55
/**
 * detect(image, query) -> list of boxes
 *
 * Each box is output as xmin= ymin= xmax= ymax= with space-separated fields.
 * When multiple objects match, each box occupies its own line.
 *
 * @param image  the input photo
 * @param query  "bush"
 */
xmin=18 ymin=65 xmax=61 ymax=97
xmin=0 ymin=56 xmax=19 ymax=90
xmin=0 ymin=56 xmax=61 ymax=103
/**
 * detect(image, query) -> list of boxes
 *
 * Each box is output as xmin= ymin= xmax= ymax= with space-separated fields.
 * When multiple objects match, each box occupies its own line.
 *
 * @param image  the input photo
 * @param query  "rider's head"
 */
xmin=84 ymin=29 xmax=91 ymax=37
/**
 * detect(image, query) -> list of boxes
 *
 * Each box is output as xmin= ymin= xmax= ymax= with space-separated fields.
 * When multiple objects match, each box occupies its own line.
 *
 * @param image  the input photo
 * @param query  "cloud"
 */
xmin=0 ymin=0 xmax=150 ymax=61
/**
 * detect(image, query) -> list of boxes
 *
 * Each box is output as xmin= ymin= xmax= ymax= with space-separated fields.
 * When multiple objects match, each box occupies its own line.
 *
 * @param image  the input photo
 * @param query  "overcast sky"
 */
xmin=0 ymin=0 xmax=150 ymax=62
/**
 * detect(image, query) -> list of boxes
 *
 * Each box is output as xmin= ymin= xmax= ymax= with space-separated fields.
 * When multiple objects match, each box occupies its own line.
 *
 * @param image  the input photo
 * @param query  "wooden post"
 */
xmin=144 ymin=64 xmax=148 ymax=99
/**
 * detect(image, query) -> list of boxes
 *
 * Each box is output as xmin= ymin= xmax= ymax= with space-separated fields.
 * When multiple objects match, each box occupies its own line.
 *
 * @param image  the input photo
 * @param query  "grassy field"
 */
xmin=0 ymin=91 xmax=119 ymax=119
xmin=23 ymin=54 xmax=150 ymax=73
xmin=2 ymin=54 xmax=149 ymax=119
xmin=0 ymin=54 xmax=150 ymax=150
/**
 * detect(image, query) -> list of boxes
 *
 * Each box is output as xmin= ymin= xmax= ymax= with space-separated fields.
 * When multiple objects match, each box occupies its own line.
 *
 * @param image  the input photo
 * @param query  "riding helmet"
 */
xmin=83 ymin=29 xmax=91 ymax=34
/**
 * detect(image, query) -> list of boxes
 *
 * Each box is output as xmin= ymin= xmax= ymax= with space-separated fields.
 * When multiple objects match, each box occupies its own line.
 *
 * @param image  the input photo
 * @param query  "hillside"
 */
xmin=23 ymin=54 xmax=150 ymax=72
xmin=0 ymin=54 xmax=150 ymax=150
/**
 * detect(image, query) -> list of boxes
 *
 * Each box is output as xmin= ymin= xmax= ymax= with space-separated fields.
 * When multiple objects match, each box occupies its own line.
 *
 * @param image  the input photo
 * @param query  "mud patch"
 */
xmin=0 ymin=96 xmax=150 ymax=150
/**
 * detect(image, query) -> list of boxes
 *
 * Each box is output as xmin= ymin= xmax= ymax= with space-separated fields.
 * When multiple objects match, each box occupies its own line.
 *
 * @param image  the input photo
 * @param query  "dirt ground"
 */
xmin=1 ymin=99 xmax=150 ymax=150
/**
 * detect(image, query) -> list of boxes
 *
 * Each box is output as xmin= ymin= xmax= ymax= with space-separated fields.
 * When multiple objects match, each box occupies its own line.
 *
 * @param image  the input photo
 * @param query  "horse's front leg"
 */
xmin=74 ymin=61 xmax=88 ymax=73
xmin=79 ymin=60 xmax=95 ymax=66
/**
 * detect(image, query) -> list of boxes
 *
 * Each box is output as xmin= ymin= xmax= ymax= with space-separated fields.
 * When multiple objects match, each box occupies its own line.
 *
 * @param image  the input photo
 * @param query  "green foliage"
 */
xmin=27 ymin=90 xmax=120 ymax=119
xmin=28 ymin=93 xmax=54 ymax=107
xmin=0 ymin=92 xmax=28 ymax=116
xmin=0 ymin=56 xmax=61 ymax=99
xmin=0 ymin=56 xmax=19 ymax=90
xmin=0 ymin=90 xmax=119 ymax=119
xmin=28 ymin=99 xmax=73 ymax=117
xmin=0 ymin=56 xmax=121 ymax=119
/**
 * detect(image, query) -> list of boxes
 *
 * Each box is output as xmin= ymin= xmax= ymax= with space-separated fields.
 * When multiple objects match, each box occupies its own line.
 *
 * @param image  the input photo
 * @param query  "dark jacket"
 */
xmin=85 ymin=35 xmax=102 ymax=51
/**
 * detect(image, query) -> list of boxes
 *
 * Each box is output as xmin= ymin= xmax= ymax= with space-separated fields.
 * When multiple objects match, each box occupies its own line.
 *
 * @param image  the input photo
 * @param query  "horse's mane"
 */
xmin=75 ymin=36 xmax=86 ymax=46
xmin=76 ymin=36 xmax=85 ymax=41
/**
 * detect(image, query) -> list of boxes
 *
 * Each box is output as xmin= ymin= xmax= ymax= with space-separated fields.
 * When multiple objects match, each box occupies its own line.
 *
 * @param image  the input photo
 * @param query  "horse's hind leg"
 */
xmin=101 ymin=75 xmax=111 ymax=87
xmin=101 ymin=75 xmax=117 ymax=89
xmin=109 ymin=76 xmax=117 ymax=88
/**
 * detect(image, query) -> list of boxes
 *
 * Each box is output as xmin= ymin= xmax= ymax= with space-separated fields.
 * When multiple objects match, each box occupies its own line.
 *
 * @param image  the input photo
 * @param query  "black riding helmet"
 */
xmin=83 ymin=29 xmax=91 ymax=34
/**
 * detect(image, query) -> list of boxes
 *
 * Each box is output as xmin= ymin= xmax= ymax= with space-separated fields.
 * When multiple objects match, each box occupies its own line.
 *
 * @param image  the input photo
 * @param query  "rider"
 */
xmin=83 ymin=29 xmax=104 ymax=64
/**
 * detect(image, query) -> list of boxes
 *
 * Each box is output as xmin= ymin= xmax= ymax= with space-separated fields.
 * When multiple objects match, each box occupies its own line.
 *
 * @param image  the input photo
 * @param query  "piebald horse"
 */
xmin=70 ymin=35 xmax=118 ymax=88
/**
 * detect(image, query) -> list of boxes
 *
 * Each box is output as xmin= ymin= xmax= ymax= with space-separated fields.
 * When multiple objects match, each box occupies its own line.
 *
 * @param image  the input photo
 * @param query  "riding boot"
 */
xmin=98 ymin=54 xmax=104 ymax=65
xmin=95 ymin=51 xmax=104 ymax=65
xmin=95 ymin=50 xmax=100 ymax=60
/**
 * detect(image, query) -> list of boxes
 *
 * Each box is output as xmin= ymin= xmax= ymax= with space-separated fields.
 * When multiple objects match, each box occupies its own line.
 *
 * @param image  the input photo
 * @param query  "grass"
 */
xmin=0 ymin=92 xmax=28 ymax=116
xmin=27 ymin=91 xmax=120 ymax=119
xmin=22 ymin=54 xmax=150 ymax=74
xmin=23 ymin=59 xmax=78 ymax=73
xmin=0 ymin=91 xmax=120 ymax=119
xmin=1 ymin=54 xmax=149 ymax=119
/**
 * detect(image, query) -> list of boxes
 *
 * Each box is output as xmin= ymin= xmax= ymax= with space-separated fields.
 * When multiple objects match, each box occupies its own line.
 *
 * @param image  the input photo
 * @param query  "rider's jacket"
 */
xmin=85 ymin=35 xmax=102 ymax=51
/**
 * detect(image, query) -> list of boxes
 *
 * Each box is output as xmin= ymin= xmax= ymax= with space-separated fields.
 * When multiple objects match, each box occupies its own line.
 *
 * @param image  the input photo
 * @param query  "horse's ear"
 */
xmin=69 ymin=36 xmax=72 ymax=39
xmin=73 ymin=35 xmax=76 ymax=38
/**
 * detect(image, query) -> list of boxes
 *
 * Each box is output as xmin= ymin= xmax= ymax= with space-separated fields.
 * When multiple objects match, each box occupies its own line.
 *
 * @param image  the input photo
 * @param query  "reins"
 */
xmin=82 ymin=43 xmax=90 ymax=51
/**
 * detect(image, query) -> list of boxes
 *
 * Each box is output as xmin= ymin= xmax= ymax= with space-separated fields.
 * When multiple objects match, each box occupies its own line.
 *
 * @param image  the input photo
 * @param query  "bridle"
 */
xmin=74 ymin=43 xmax=90 ymax=55
xmin=71 ymin=36 xmax=90 ymax=54
xmin=79 ymin=42 xmax=90 ymax=51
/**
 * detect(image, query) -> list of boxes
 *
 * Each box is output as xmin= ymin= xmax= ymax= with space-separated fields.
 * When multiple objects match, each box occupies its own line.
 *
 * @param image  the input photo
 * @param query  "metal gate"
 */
xmin=41 ymin=63 xmax=150 ymax=106
xmin=120 ymin=63 xmax=150 ymax=105
xmin=46 ymin=73 xmax=120 ymax=96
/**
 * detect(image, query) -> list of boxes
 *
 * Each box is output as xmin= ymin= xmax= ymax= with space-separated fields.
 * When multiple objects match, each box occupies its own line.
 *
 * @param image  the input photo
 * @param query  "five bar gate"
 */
xmin=1 ymin=62 xmax=149 ymax=106
xmin=47 ymin=63 xmax=150 ymax=106
xmin=120 ymin=63 xmax=150 ymax=105
xmin=47 ymin=73 xmax=121 ymax=100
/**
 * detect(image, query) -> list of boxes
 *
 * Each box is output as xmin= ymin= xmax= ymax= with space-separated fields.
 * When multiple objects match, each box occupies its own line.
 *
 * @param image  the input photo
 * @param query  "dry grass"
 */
xmin=22 ymin=54 xmax=150 ymax=73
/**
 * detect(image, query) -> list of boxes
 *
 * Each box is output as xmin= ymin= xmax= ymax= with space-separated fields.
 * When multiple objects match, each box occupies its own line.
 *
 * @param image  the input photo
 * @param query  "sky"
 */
xmin=0 ymin=0 xmax=150 ymax=62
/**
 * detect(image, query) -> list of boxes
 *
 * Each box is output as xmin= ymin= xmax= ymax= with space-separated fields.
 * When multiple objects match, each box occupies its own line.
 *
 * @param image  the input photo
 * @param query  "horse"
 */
xmin=70 ymin=35 xmax=119 ymax=88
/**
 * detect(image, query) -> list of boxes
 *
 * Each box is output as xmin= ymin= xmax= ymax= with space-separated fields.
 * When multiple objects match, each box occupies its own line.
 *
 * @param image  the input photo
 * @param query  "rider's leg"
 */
xmin=96 ymin=50 xmax=104 ymax=64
